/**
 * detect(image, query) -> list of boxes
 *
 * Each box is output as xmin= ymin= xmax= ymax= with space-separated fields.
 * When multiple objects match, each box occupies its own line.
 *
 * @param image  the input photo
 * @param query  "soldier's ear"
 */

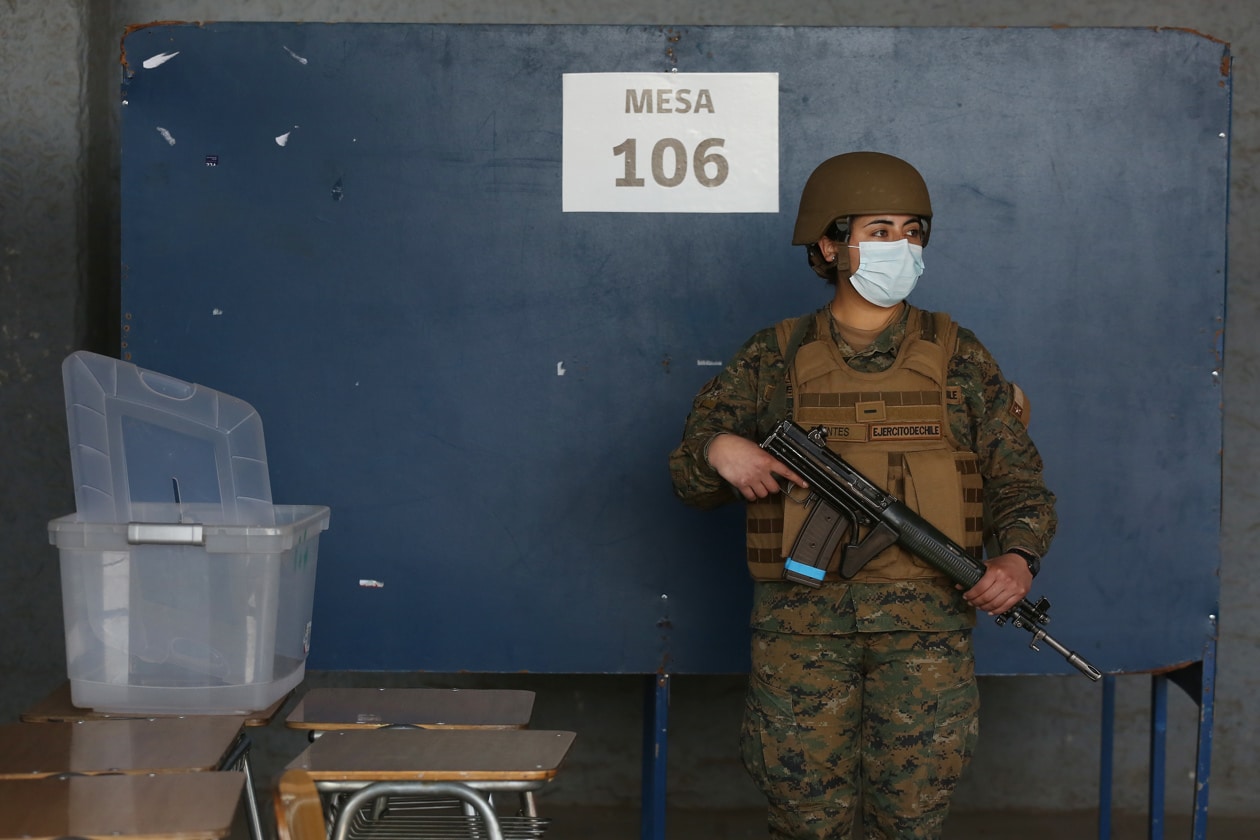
xmin=817 ymin=236 xmax=843 ymax=263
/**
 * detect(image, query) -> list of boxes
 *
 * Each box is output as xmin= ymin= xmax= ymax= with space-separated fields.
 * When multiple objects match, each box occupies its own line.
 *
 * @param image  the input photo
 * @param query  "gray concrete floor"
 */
xmin=539 ymin=806 xmax=1260 ymax=839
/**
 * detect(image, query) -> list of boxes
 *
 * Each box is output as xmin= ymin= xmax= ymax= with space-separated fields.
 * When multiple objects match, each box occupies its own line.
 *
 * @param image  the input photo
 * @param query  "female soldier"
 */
xmin=668 ymin=151 xmax=1056 ymax=839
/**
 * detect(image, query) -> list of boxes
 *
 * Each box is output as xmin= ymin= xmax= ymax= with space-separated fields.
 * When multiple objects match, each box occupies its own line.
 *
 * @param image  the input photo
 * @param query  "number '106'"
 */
xmin=613 ymin=137 xmax=730 ymax=188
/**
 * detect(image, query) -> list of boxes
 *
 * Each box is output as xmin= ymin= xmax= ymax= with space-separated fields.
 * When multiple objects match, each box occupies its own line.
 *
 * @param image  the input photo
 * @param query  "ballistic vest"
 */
xmin=746 ymin=306 xmax=985 ymax=583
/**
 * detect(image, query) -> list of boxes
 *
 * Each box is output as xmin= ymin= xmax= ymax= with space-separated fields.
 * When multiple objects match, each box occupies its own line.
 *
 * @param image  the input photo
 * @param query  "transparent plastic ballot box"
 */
xmin=49 ymin=505 xmax=329 ymax=715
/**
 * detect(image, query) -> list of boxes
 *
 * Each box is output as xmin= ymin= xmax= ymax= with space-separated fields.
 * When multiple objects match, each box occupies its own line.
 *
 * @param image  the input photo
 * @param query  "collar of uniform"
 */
xmin=825 ymin=303 xmax=910 ymax=364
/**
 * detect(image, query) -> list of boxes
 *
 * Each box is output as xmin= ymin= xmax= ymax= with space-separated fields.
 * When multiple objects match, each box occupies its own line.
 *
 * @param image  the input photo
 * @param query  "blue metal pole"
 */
xmin=1099 ymin=675 xmax=1116 ymax=840
xmin=1149 ymin=675 xmax=1168 ymax=840
xmin=1191 ymin=632 xmax=1218 ymax=840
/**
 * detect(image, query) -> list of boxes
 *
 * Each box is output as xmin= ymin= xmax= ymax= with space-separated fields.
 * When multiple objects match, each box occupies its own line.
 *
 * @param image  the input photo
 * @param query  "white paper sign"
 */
xmin=562 ymin=72 xmax=779 ymax=213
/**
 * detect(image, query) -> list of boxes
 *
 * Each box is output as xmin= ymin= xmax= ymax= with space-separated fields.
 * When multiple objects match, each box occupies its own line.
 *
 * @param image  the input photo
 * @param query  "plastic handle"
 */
xmin=138 ymin=369 xmax=196 ymax=400
xmin=127 ymin=522 xmax=205 ymax=545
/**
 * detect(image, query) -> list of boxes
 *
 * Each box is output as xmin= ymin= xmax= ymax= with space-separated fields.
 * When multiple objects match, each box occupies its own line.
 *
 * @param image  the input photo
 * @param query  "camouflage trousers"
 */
xmin=740 ymin=628 xmax=980 ymax=839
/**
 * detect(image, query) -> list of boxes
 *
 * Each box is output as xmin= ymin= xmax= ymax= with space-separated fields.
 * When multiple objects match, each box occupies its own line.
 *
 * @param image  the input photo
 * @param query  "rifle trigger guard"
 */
xmin=784 ymin=484 xmax=813 ymax=506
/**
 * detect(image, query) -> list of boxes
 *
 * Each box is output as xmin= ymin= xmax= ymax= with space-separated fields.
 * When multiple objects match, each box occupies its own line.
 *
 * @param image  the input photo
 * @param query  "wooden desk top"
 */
xmin=285 ymin=687 xmax=535 ymax=730
xmin=21 ymin=682 xmax=291 ymax=726
xmin=0 ymin=717 xmax=247 ymax=778
xmin=286 ymin=728 xmax=576 ymax=783
xmin=0 ymin=772 xmax=245 ymax=840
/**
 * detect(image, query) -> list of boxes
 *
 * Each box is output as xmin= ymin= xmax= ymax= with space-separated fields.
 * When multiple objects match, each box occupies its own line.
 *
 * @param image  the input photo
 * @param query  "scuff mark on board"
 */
xmin=119 ymin=20 xmax=203 ymax=76
xmin=156 ymin=127 xmax=176 ymax=146
xmin=284 ymin=46 xmax=309 ymax=65
xmin=143 ymin=51 xmax=180 ymax=69
xmin=359 ymin=579 xmax=385 ymax=589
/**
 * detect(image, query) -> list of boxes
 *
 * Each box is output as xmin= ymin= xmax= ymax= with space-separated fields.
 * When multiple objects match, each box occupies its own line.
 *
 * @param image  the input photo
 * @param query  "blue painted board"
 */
xmin=118 ymin=23 xmax=1229 ymax=675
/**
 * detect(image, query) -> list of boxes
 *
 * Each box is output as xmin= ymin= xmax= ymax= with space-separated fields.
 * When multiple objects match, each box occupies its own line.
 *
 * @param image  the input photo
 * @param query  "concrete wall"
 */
xmin=2 ymin=0 xmax=1256 ymax=820
xmin=0 ymin=0 xmax=87 ymax=716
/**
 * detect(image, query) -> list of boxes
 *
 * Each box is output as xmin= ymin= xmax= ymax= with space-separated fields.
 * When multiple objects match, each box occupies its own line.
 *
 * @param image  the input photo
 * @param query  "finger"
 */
xmin=965 ymin=583 xmax=1005 ymax=612
xmin=742 ymin=479 xmax=776 ymax=500
xmin=980 ymin=591 xmax=1017 ymax=615
xmin=984 ymin=597 xmax=1015 ymax=616
xmin=772 ymin=462 xmax=809 ymax=490
xmin=963 ymin=577 xmax=994 ymax=601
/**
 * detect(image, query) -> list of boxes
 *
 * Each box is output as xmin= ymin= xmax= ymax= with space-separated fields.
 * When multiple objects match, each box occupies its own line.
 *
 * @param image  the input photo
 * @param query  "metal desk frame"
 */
xmin=1098 ymin=628 xmax=1218 ymax=840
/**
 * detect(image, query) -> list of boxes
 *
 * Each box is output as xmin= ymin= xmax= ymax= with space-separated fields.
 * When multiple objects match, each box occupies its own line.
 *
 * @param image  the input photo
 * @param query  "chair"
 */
xmin=283 ymin=728 xmax=572 ymax=838
xmin=274 ymin=770 xmax=329 ymax=840
xmin=275 ymin=768 xmax=541 ymax=840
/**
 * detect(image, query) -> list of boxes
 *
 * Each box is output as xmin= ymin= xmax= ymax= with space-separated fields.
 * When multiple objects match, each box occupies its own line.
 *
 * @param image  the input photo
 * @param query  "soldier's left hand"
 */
xmin=960 ymin=554 xmax=1032 ymax=615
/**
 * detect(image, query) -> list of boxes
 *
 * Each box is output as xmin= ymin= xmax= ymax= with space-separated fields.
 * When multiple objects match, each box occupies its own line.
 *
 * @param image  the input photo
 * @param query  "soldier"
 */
xmin=668 ymin=151 xmax=1057 ymax=839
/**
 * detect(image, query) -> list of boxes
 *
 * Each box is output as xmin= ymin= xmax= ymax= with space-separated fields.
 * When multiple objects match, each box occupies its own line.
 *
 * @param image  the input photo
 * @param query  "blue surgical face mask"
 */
xmin=847 ymin=240 xmax=924 ymax=307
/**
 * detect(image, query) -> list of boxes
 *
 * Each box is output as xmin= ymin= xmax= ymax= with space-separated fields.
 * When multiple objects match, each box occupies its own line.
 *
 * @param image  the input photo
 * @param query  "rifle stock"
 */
xmin=761 ymin=419 xmax=1102 ymax=681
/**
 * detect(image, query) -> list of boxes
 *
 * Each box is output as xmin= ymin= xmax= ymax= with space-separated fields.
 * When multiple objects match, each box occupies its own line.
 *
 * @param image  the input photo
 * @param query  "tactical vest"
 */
xmin=746 ymin=307 xmax=985 ymax=584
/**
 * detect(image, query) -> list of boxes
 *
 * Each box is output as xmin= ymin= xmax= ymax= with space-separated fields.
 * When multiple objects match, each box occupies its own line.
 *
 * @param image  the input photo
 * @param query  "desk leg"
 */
xmin=1190 ymin=635 xmax=1217 ymax=840
xmin=220 ymin=731 xmax=264 ymax=840
xmin=640 ymin=673 xmax=669 ymax=840
xmin=1099 ymin=639 xmax=1217 ymax=840
xmin=241 ymin=755 xmax=264 ymax=840
xmin=1165 ymin=634 xmax=1218 ymax=840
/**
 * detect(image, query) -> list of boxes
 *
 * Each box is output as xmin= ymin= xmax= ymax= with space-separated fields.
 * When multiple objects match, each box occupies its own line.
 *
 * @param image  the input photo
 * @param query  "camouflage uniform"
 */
xmin=668 ymin=305 xmax=1056 ymax=839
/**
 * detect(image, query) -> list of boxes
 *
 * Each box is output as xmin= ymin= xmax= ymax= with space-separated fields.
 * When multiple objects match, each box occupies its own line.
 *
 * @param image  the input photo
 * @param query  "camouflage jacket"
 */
xmin=667 ymin=304 xmax=1058 ymax=634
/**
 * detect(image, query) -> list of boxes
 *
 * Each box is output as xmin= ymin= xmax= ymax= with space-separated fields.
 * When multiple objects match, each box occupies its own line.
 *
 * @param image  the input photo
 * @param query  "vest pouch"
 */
xmin=902 ymin=450 xmax=969 ymax=546
xmin=833 ymin=448 xmax=945 ymax=583
xmin=901 ymin=449 xmax=986 ymax=568
xmin=746 ymin=496 xmax=787 ymax=581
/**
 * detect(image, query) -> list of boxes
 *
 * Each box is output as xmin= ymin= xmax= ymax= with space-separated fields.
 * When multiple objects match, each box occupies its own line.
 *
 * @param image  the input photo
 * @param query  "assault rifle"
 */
xmin=760 ymin=419 xmax=1102 ymax=681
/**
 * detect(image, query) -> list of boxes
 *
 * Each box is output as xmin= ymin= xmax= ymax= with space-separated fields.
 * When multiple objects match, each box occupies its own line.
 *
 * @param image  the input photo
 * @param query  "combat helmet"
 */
xmin=792 ymin=151 xmax=933 ymax=281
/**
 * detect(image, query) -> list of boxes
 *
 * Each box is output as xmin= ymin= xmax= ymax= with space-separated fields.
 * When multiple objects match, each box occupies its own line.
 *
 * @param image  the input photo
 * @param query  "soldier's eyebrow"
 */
xmin=859 ymin=217 xmax=916 ymax=229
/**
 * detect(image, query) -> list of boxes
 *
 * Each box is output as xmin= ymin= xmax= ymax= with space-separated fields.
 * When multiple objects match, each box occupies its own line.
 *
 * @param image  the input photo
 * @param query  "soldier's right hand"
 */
xmin=705 ymin=433 xmax=808 ymax=501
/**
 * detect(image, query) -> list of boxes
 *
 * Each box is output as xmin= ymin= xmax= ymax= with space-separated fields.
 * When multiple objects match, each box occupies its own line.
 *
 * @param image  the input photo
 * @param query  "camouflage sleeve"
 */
xmin=668 ymin=325 xmax=787 ymax=510
xmin=948 ymin=327 xmax=1058 ymax=557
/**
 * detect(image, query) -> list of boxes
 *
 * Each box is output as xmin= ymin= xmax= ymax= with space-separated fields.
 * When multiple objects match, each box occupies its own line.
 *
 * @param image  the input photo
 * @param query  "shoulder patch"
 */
xmin=1010 ymin=382 xmax=1031 ymax=427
